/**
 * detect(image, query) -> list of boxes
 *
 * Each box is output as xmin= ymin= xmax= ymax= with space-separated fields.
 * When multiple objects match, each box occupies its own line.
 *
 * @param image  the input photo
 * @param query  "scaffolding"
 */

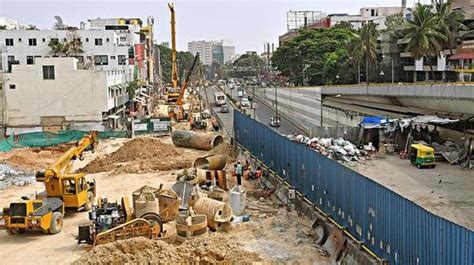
xmin=286 ymin=10 xmax=326 ymax=32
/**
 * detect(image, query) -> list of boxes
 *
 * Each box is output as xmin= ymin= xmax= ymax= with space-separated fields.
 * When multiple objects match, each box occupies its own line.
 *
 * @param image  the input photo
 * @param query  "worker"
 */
xmin=211 ymin=117 xmax=219 ymax=131
xmin=235 ymin=161 xmax=243 ymax=187
xmin=189 ymin=116 xmax=194 ymax=130
xmin=255 ymin=166 xmax=262 ymax=179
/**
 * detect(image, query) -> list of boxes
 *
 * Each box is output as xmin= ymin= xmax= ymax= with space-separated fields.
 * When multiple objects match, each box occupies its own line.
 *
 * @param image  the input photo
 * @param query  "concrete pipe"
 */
xmin=172 ymin=130 xmax=224 ymax=150
xmin=193 ymin=197 xmax=233 ymax=231
xmin=196 ymin=169 xmax=227 ymax=190
xmin=175 ymin=214 xmax=208 ymax=242
xmin=193 ymin=154 xmax=226 ymax=170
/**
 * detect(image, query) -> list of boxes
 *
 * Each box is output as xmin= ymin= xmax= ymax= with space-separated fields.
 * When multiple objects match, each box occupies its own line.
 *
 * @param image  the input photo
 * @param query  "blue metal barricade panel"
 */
xmin=233 ymin=110 xmax=473 ymax=264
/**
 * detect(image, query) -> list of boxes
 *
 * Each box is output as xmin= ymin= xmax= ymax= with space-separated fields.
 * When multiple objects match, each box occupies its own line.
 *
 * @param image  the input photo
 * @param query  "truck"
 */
xmin=214 ymin=92 xmax=226 ymax=106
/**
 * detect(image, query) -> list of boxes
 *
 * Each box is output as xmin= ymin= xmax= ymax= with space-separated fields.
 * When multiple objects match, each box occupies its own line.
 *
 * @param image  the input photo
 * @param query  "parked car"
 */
xmin=220 ymin=104 xmax=230 ymax=113
xmin=269 ymin=116 xmax=281 ymax=127
xmin=240 ymin=98 xmax=251 ymax=108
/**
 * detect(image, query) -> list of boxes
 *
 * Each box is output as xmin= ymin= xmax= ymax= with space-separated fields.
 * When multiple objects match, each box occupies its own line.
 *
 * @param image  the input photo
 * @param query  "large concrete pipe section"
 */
xmin=172 ymin=130 xmax=224 ymax=150
xmin=193 ymin=154 xmax=226 ymax=170
xmin=193 ymin=197 xmax=232 ymax=231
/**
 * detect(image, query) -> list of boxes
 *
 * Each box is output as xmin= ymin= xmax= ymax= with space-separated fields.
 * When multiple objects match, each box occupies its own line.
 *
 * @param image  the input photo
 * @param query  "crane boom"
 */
xmin=176 ymin=53 xmax=200 ymax=106
xmin=36 ymin=131 xmax=98 ymax=182
xmin=168 ymin=2 xmax=178 ymax=89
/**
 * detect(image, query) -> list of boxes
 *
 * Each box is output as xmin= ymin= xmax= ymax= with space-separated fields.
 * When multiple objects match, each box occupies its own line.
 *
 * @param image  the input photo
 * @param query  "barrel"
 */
xmin=193 ymin=197 xmax=232 ymax=231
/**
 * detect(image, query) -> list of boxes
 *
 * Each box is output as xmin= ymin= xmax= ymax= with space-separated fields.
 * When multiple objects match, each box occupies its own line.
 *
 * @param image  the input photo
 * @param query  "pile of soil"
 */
xmin=74 ymin=234 xmax=262 ymax=264
xmin=82 ymin=137 xmax=192 ymax=174
xmin=207 ymin=142 xmax=235 ymax=164
xmin=0 ymin=148 xmax=66 ymax=171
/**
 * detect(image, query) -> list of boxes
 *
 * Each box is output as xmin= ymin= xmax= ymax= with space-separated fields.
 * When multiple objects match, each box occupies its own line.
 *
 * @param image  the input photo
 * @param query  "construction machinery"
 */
xmin=1 ymin=197 xmax=64 ymax=234
xmin=78 ymin=185 xmax=169 ymax=246
xmin=166 ymin=2 xmax=179 ymax=103
xmin=1 ymin=132 xmax=98 ymax=235
xmin=35 ymin=131 xmax=98 ymax=211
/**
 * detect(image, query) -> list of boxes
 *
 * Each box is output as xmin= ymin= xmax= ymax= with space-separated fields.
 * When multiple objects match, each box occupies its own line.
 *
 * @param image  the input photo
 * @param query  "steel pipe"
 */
xmin=193 ymin=154 xmax=226 ymax=170
xmin=172 ymin=130 xmax=224 ymax=150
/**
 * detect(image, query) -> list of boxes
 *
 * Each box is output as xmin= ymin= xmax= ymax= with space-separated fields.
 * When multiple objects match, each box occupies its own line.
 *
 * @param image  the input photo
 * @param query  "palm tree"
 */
xmin=433 ymin=0 xmax=467 ymax=55
xmin=349 ymin=21 xmax=379 ymax=85
xmin=402 ymin=3 xmax=447 ymax=82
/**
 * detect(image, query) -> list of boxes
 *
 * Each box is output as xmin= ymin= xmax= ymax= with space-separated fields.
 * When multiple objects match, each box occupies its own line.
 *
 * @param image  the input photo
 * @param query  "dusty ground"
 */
xmin=0 ymin=135 xmax=327 ymax=264
xmin=353 ymin=155 xmax=474 ymax=231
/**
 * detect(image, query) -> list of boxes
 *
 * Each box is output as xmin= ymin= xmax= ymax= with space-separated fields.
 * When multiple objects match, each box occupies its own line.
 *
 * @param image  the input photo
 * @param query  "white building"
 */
xmin=0 ymin=17 xmax=26 ymax=30
xmin=329 ymin=7 xmax=402 ymax=30
xmin=187 ymin=40 xmax=235 ymax=65
xmin=188 ymin=40 xmax=214 ymax=65
xmin=4 ymin=58 xmax=128 ymax=132
xmin=0 ymin=17 xmax=143 ymax=73
xmin=221 ymin=39 xmax=235 ymax=64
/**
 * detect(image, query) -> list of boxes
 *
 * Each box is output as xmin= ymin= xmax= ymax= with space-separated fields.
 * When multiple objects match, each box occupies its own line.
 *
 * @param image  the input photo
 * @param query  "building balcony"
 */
xmin=400 ymin=52 xmax=411 ymax=58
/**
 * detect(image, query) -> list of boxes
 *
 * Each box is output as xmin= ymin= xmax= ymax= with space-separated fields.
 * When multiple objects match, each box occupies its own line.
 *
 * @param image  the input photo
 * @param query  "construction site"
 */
xmin=1 ymin=1 xmax=473 ymax=264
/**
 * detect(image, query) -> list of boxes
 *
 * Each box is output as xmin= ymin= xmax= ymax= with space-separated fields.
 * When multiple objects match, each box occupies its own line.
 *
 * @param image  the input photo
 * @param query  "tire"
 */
xmin=83 ymin=191 xmax=94 ymax=211
xmin=417 ymin=164 xmax=422 ymax=169
xmin=6 ymin=229 xmax=18 ymax=235
xmin=49 ymin=212 xmax=63 ymax=234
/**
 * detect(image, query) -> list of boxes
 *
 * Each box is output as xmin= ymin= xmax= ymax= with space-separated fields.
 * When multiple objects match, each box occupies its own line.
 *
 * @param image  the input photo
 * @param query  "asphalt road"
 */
xmin=201 ymin=85 xmax=304 ymax=136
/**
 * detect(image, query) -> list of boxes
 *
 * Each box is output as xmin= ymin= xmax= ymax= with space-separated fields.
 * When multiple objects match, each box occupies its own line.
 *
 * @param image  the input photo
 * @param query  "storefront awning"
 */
xmin=448 ymin=53 xmax=474 ymax=60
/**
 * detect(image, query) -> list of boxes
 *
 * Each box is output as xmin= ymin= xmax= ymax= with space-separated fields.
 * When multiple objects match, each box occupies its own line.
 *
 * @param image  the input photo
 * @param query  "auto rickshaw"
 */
xmin=409 ymin=144 xmax=436 ymax=169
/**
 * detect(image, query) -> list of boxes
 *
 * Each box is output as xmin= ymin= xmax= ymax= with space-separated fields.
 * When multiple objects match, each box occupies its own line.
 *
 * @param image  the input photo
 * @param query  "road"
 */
xmin=201 ymin=85 xmax=304 ymax=136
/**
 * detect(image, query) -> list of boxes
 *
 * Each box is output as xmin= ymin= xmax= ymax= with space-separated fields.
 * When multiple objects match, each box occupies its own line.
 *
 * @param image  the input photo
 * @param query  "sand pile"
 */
xmin=83 ymin=137 xmax=192 ymax=174
xmin=0 ymin=146 xmax=70 ymax=171
xmin=74 ymin=234 xmax=262 ymax=264
xmin=207 ymin=142 xmax=235 ymax=164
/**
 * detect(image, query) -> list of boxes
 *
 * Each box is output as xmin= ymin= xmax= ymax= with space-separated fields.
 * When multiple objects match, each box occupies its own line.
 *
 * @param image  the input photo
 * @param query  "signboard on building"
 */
xmin=150 ymin=119 xmax=170 ymax=132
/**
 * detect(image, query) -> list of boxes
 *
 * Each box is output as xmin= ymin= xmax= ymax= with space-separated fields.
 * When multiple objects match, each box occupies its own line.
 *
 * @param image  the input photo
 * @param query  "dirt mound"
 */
xmin=0 ymin=148 xmax=65 ymax=171
xmin=207 ymin=142 xmax=235 ymax=164
xmin=74 ymin=234 xmax=262 ymax=264
xmin=83 ymin=137 xmax=192 ymax=174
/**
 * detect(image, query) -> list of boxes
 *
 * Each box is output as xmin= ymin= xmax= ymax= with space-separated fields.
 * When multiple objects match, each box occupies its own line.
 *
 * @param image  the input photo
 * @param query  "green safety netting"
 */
xmin=0 ymin=130 xmax=128 ymax=152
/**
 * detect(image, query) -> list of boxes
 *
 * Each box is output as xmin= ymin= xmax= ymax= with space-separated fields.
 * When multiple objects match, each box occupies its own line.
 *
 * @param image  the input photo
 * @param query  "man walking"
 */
xmin=236 ymin=161 xmax=243 ymax=187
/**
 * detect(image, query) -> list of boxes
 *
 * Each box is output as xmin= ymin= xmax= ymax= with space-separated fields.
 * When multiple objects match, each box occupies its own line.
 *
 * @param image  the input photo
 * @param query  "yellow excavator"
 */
xmin=1 ymin=131 xmax=98 ymax=235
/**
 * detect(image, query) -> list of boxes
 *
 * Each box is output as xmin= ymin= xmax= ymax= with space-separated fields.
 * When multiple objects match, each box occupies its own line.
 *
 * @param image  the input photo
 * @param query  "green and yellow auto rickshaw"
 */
xmin=410 ymin=144 xmax=436 ymax=169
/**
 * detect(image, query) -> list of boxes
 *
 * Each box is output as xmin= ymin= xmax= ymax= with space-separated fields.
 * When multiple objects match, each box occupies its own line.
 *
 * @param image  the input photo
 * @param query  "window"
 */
xmin=43 ymin=65 xmax=55 ymax=80
xmin=86 ymin=38 xmax=89 ymax=42
xmin=110 ymin=55 xmax=116 ymax=60
xmin=5 ymin=38 xmax=14 ymax=46
xmin=76 ymin=56 xmax=84 ymax=65
xmin=94 ymin=55 xmax=108 ymax=65
xmin=28 ymin=38 xmax=37 ymax=46
xmin=26 ymin=56 xmax=34 ymax=65
xmin=7 ymin=56 xmax=15 ymax=62
xmin=63 ymin=179 xmax=76 ymax=195
xmin=63 ymin=38 xmax=67 ymax=42
xmin=9 ymin=84 xmax=16 ymax=89
xmin=42 ymin=38 xmax=46 ymax=42
xmin=18 ymin=38 xmax=22 ymax=42
xmin=33 ymin=202 xmax=42 ymax=210
xmin=118 ymin=55 xmax=127 ymax=65
xmin=95 ymin=38 xmax=103 ymax=46
xmin=106 ymin=38 xmax=110 ymax=42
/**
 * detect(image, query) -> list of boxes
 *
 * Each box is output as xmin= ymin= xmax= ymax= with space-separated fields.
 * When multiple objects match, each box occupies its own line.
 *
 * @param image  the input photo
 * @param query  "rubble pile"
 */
xmin=74 ymin=234 xmax=262 ymax=264
xmin=287 ymin=134 xmax=374 ymax=163
xmin=432 ymin=139 xmax=474 ymax=169
xmin=0 ymin=164 xmax=34 ymax=190
xmin=83 ymin=137 xmax=192 ymax=174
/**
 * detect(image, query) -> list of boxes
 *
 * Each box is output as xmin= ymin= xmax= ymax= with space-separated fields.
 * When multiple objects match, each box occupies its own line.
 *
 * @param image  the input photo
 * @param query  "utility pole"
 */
xmin=391 ymin=59 xmax=394 ymax=84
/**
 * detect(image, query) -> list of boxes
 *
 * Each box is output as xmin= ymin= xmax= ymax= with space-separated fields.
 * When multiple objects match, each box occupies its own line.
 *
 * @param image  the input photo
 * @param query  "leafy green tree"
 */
xmin=272 ymin=28 xmax=356 ymax=85
xmin=432 ymin=0 xmax=467 ymax=55
xmin=0 ymin=25 xmax=6 ymax=30
xmin=231 ymin=53 xmax=264 ymax=78
xmin=158 ymin=45 xmax=198 ymax=84
xmin=48 ymin=38 xmax=65 ymax=57
xmin=402 ymin=3 xmax=447 ymax=81
xmin=349 ymin=21 xmax=379 ymax=85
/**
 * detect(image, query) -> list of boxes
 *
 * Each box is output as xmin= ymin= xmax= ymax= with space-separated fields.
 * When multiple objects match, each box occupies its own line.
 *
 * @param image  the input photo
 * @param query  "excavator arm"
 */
xmin=176 ymin=53 xmax=200 ymax=106
xmin=36 ymin=131 xmax=98 ymax=182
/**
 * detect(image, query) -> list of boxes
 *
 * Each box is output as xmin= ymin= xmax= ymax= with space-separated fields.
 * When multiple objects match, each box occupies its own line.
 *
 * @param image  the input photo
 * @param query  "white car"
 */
xmin=240 ymin=98 xmax=251 ymax=108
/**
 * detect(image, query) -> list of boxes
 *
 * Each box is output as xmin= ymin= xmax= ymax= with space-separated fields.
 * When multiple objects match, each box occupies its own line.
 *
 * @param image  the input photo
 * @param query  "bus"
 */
xmin=214 ymin=91 xmax=226 ymax=106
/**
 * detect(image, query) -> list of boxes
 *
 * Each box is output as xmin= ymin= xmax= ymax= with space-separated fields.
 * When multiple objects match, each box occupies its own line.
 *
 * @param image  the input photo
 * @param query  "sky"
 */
xmin=0 ymin=0 xmax=415 ymax=54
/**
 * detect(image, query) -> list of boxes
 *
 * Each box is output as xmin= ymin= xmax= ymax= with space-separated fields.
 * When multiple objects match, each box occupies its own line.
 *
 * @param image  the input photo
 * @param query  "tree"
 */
xmin=384 ymin=12 xmax=405 ymax=34
xmin=26 ymin=24 xmax=38 ymax=30
xmin=432 ymin=0 xmax=467 ymax=55
xmin=402 ymin=3 xmax=447 ymax=81
xmin=272 ymin=28 xmax=356 ymax=85
xmin=48 ymin=38 xmax=65 ymax=57
xmin=66 ymin=30 xmax=83 ymax=57
xmin=158 ymin=45 xmax=196 ymax=84
xmin=231 ymin=53 xmax=264 ymax=78
xmin=349 ymin=21 xmax=379 ymax=85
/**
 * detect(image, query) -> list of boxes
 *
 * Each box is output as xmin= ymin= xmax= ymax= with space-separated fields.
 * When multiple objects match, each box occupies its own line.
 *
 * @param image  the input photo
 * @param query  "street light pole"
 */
xmin=358 ymin=61 xmax=361 ymax=85
xmin=391 ymin=59 xmax=394 ymax=84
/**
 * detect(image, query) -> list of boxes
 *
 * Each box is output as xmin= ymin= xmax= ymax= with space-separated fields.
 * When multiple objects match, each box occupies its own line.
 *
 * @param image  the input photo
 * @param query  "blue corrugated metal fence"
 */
xmin=233 ymin=110 xmax=473 ymax=264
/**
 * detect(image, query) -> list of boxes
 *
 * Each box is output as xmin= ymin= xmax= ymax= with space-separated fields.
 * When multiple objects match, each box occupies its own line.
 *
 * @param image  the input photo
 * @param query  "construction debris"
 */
xmin=286 ymin=134 xmax=373 ymax=163
xmin=0 ymin=164 xmax=34 ymax=190
xmin=432 ymin=138 xmax=474 ymax=169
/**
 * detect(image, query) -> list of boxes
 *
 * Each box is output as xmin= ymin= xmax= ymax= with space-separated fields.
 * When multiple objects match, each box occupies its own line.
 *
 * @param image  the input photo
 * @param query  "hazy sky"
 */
xmin=0 ymin=0 xmax=414 ymax=53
